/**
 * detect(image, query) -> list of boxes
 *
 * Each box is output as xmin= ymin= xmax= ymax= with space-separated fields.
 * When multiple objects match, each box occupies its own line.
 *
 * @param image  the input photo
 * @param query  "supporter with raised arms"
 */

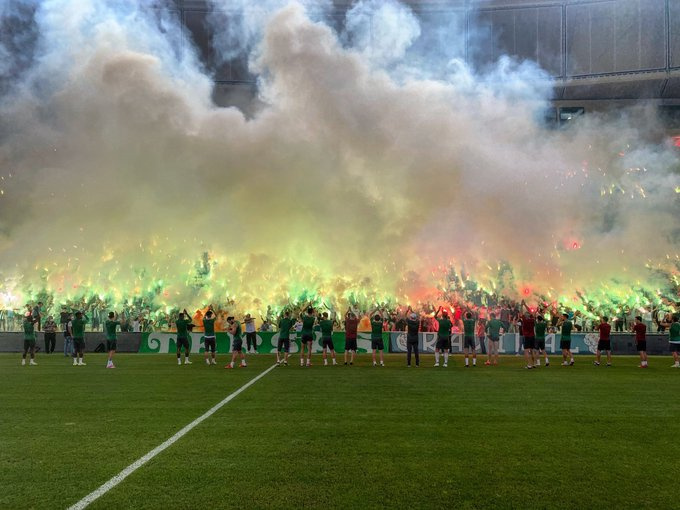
xmin=485 ymin=312 xmax=503 ymax=366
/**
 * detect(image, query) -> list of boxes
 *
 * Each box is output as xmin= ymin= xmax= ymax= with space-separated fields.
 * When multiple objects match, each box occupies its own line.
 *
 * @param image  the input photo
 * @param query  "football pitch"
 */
xmin=1 ymin=353 xmax=679 ymax=509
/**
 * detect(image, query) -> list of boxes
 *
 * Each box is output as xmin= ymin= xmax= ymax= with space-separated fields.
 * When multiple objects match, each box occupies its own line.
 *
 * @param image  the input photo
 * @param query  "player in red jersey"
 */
xmin=632 ymin=316 xmax=648 ymax=368
xmin=594 ymin=316 xmax=612 ymax=366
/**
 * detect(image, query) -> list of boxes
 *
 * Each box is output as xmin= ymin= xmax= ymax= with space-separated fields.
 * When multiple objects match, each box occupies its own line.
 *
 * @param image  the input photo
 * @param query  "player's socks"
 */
xmin=73 ymin=358 xmax=78 ymax=366
xmin=177 ymin=358 xmax=182 ymax=365
xmin=472 ymin=358 xmax=476 ymax=366
xmin=78 ymin=359 xmax=86 ymax=366
xmin=570 ymin=358 xmax=575 ymax=365
xmin=380 ymin=361 xmax=384 ymax=366
xmin=306 ymin=359 xmax=311 ymax=366
xmin=444 ymin=353 xmax=449 ymax=364
xmin=673 ymin=362 xmax=679 ymax=368
xmin=332 ymin=359 xmax=337 ymax=365
xmin=373 ymin=361 xmax=377 ymax=367
xmin=324 ymin=359 xmax=328 ymax=366
xmin=30 ymin=359 xmax=37 ymax=365
xmin=205 ymin=358 xmax=210 ymax=365
xmin=434 ymin=352 xmax=440 ymax=366
xmin=21 ymin=359 xmax=25 ymax=365
xmin=184 ymin=358 xmax=192 ymax=365
xmin=465 ymin=358 xmax=469 ymax=367
xmin=211 ymin=358 xmax=216 ymax=365
xmin=535 ymin=359 xmax=540 ymax=366
xmin=545 ymin=357 xmax=549 ymax=366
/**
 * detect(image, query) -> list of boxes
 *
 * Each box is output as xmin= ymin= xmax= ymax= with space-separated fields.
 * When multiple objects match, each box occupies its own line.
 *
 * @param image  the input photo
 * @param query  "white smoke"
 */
xmin=0 ymin=0 xmax=677 ymax=316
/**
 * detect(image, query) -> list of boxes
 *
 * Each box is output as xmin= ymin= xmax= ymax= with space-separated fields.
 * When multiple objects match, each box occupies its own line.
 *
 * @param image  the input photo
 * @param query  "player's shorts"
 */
xmin=523 ymin=337 xmax=536 ymax=350
xmin=322 ymin=337 xmax=334 ymax=350
xmin=345 ymin=338 xmax=357 ymax=352
xmin=106 ymin=340 xmax=117 ymax=352
xmin=204 ymin=336 xmax=216 ymax=353
xmin=463 ymin=336 xmax=475 ymax=349
xmin=277 ymin=337 xmax=290 ymax=353
xmin=636 ymin=340 xmax=647 ymax=352
xmin=436 ymin=336 xmax=451 ymax=350
xmin=73 ymin=338 xmax=85 ymax=350
xmin=670 ymin=343 xmax=680 ymax=353
xmin=371 ymin=338 xmax=384 ymax=351
xmin=560 ymin=339 xmax=572 ymax=350
xmin=407 ymin=335 xmax=418 ymax=344
xmin=535 ymin=338 xmax=546 ymax=350
xmin=488 ymin=336 xmax=499 ymax=344
xmin=301 ymin=333 xmax=313 ymax=343
xmin=23 ymin=339 xmax=35 ymax=350
xmin=232 ymin=338 xmax=243 ymax=353
xmin=597 ymin=339 xmax=611 ymax=351
xmin=176 ymin=337 xmax=190 ymax=351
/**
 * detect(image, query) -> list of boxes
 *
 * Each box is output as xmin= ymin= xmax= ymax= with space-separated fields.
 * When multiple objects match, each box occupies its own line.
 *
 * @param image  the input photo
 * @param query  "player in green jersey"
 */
xmin=300 ymin=306 xmax=316 ymax=367
xmin=225 ymin=316 xmax=247 ymax=369
xmin=276 ymin=311 xmax=295 ymax=366
xmin=434 ymin=306 xmax=453 ymax=367
xmin=203 ymin=306 xmax=217 ymax=366
xmin=319 ymin=312 xmax=338 ymax=366
xmin=558 ymin=313 xmax=575 ymax=366
xmin=533 ymin=315 xmax=549 ymax=367
xmin=104 ymin=312 xmax=121 ymax=369
xmin=21 ymin=313 xmax=38 ymax=366
xmin=484 ymin=313 xmax=504 ymax=366
xmin=461 ymin=311 xmax=477 ymax=367
xmin=661 ymin=315 xmax=680 ymax=368
xmin=175 ymin=309 xmax=194 ymax=365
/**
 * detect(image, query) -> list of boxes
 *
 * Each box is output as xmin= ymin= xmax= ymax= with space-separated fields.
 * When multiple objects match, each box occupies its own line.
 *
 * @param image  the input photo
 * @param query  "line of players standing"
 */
xmin=19 ymin=302 xmax=680 ymax=369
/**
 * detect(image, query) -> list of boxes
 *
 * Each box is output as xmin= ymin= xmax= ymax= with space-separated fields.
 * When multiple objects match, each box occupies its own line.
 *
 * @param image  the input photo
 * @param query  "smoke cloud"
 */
xmin=0 ymin=0 xmax=677 ymax=316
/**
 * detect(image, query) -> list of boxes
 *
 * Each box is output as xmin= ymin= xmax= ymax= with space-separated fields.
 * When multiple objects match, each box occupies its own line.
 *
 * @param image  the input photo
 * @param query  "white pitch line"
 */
xmin=67 ymin=363 xmax=279 ymax=510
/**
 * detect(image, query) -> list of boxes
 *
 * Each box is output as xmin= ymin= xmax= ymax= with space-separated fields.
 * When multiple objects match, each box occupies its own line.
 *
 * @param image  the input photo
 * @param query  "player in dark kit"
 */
xmin=405 ymin=307 xmax=420 ymax=367
xmin=225 ymin=316 xmax=247 ymax=369
xmin=344 ymin=310 xmax=359 ymax=365
xmin=632 ymin=316 xmax=648 ymax=368
xmin=276 ymin=311 xmax=295 ymax=366
xmin=71 ymin=311 xmax=88 ymax=366
xmin=520 ymin=303 xmax=536 ymax=369
xmin=175 ymin=309 xmax=193 ymax=366
xmin=594 ymin=316 xmax=612 ymax=366
xmin=320 ymin=312 xmax=337 ymax=366
xmin=300 ymin=307 xmax=316 ymax=367
xmin=371 ymin=310 xmax=385 ymax=367
xmin=104 ymin=312 xmax=121 ymax=369
xmin=203 ymin=307 xmax=217 ymax=366
xmin=21 ymin=313 xmax=38 ymax=366
xmin=558 ymin=313 xmax=574 ymax=366
xmin=461 ymin=311 xmax=476 ymax=367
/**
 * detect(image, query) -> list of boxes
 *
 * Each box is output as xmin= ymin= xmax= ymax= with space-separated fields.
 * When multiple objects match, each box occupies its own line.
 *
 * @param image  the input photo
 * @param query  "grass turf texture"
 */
xmin=1 ymin=353 xmax=679 ymax=509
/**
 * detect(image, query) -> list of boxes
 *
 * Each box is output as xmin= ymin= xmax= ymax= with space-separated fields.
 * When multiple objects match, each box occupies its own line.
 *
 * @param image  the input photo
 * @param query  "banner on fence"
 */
xmin=139 ymin=331 xmax=671 ymax=355
xmin=139 ymin=331 xmax=388 ymax=354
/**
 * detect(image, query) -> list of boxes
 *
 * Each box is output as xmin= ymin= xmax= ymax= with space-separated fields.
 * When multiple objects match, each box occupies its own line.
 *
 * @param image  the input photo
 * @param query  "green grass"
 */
xmin=1 ymin=352 xmax=679 ymax=509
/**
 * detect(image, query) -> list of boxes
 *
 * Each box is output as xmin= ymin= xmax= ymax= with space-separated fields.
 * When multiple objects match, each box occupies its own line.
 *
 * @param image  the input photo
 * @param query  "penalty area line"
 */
xmin=67 ymin=362 xmax=279 ymax=510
